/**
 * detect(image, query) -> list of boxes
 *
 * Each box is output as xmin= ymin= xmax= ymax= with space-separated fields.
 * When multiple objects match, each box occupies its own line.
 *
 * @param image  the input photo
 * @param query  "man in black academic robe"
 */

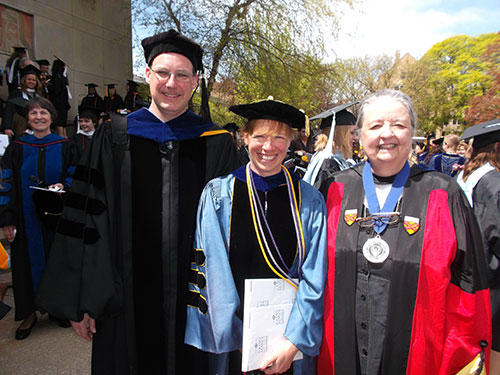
xmin=37 ymin=30 xmax=240 ymax=374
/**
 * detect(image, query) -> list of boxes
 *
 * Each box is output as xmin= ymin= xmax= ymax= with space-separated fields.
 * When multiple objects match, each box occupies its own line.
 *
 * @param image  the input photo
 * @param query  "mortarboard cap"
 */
xmin=141 ymin=29 xmax=203 ymax=70
xmin=310 ymin=102 xmax=358 ymax=129
xmin=13 ymin=46 xmax=27 ymax=53
xmin=223 ymin=122 xmax=239 ymax=133
xmin=53 ymin=56 xmax=66 ymax=65
xmin=20 ymin=64 xmax=41 ymax=78
xmin=127 ymin=80 xmax=138 ymax=88
xmin=432 ymin=137 xmax=444 ymax=146
xmin=78 ymin=105 xmax=99 ymax=119
xmin=106 ymin=83 xmax=116 ymax=89
xmin=85 ymin=83 xmax=98 ymax=88
xmin=36 ymin=59 xmax=50 ymax=67
xmin=229 ymin=99 xmax=306 ymax=129
xmin=461 ymin=118 xmax=500 ymax=150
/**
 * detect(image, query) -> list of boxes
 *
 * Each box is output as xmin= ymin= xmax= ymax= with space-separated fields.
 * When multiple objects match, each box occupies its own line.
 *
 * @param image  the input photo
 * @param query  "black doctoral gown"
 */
xmin=36 ymin=108 xmax=241 ymax=374
xmin=69 ymin=133 xmax=93 ymax=162
xmin=471 ymin=169 xmax=500 ymax=351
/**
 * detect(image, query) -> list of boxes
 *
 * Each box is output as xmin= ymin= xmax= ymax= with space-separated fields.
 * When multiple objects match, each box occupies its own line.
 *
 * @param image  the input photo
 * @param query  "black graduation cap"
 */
xmin=106 ymin=83 xmax=116 ymax=89
xmin=53 ymin=56 xmax=66 ymax=65
xmin=432 ymin=137 xmax=444 ymax=146
xmin=310 ymin=102 xmax=358 ymax=129
xmin=85 ymin=83 xmax=98 ymax=88
xmin=461 ymin=118 xmax=500 ymax=150
xmin=78 ymin=105 xmax=99 ymax=119
xmin=36 ymin=59 xmax=50 ymax=67
xmin=19 ymin=64 xmax=41 ymax=78
xmin=141 ymin=29 xmax=203 ymax=70
xmin=223 ymin=122 xmax=239 ymax=133
xmin=13 ymin=46 xmax=27 ymax=53
xmin=229 ymin=99 xmax=306 ymax=129
xmin=127 ymin=80 xmax=139 ymax=89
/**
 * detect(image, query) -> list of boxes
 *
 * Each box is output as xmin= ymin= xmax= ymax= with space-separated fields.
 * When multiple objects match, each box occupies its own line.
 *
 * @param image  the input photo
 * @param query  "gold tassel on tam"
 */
xmin=305 ymin=114 xmax=310 ymax=137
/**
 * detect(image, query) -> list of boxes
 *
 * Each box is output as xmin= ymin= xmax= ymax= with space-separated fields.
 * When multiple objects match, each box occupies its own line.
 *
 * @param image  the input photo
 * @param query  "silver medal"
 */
xmin=363 ymin=235 xmax=390 ymax=263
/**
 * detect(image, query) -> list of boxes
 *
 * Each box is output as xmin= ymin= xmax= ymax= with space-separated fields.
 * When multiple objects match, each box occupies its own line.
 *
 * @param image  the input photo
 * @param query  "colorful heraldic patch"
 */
xmin=404 ymin=216 xmax=420 ymax=235
xmin=344 ymin=209 xmax=358 ymax=226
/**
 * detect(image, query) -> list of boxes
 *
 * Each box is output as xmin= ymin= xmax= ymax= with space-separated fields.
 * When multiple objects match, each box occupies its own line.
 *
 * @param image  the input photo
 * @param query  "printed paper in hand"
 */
xmin=0 ymin=134 xmax=9 ymax=156
xmin=241 ymin=278 xmax=303 ymax=372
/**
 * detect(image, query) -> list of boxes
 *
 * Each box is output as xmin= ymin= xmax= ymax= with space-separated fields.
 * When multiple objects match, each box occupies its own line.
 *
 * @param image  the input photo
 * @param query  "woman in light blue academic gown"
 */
xmin=185 ymin=99 xmax=327 ymax=375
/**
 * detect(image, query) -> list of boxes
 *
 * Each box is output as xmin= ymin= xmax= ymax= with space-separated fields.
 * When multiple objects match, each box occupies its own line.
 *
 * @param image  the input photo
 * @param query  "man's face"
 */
xmin=40 ymin=65 xmax=50 ymax=74
xmin=88 ymin=87 xmax=96 ymax=96
xmin=145 ymin=52 xmax=198 ymax=122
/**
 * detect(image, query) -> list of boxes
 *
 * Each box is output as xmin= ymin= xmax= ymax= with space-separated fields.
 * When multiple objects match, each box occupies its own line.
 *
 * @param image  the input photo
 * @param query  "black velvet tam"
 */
xmin=141 ymin=29 xmax=203 ymax=70
xmin=229 ymin=99 xmax=305 ymax=129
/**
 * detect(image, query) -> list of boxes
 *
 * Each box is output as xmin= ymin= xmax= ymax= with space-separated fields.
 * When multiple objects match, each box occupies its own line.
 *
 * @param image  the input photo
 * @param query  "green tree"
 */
xmin=326 ymin=54 xmax=398 ymax=104
xmin=400 ymin=57 xmax=447 ymax=135
xmin=132 ymin=0 xmax=353 ymax=99
xmin=465 ymin=32 xmax=500 ymax=125
xmin=231 ymin=29 xmax=328 ymax=118
xmin=415 ymin=33 xmax=500 ymax=133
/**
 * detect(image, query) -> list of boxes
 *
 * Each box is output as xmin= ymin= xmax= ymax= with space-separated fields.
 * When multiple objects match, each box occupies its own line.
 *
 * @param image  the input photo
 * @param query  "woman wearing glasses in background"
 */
xmin=317 ymin=89 xmax=491 ymax=375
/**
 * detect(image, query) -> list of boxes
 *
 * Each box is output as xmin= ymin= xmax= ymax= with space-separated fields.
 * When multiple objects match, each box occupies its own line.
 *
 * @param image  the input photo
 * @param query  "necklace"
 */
xmin=361 ymin=161 xmax=410 ymax=263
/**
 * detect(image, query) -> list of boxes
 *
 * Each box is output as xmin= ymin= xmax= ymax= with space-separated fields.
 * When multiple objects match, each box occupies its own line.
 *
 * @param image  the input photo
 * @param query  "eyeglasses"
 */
xmin=355 ymin=212 xmax=401 ymax=228
xmin=150 ymin=68 xmax=194 ymax=83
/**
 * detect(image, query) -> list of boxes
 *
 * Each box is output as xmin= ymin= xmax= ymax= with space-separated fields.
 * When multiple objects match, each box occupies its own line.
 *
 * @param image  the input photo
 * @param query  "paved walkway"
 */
xmin=0 ymin=236 xmax=92 ymax=374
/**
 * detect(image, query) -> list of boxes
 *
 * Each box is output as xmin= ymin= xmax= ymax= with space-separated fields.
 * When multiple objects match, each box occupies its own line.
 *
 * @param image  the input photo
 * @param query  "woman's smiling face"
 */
xmin=243 ymin=120 xmax=292 ymax=177
xmin=359 ymin=96 xmax=413 ymax=176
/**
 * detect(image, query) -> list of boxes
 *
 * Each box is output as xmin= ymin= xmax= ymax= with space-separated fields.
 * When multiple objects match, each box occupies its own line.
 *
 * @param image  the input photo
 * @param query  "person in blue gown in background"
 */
xmin=0 ymin=97 xmax=75 ymax=340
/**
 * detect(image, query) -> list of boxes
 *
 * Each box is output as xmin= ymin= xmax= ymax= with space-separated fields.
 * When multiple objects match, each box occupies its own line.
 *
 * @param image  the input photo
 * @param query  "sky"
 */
xmin=326 ymin=0 xmax=500 ymax=61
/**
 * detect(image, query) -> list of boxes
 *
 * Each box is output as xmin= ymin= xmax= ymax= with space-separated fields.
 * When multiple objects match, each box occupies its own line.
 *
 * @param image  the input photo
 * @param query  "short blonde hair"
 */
xmin=444 ymin=134 xmax=460 ymax=150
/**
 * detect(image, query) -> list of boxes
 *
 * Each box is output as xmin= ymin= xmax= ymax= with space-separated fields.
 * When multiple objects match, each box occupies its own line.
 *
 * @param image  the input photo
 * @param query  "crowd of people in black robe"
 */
xmin=0 ymin=46 xmax=147 ymax=142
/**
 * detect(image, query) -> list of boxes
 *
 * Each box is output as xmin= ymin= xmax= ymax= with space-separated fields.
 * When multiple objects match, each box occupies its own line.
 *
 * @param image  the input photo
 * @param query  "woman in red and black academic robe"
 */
xmin=318 ymin=89 xmax=491 ymax=375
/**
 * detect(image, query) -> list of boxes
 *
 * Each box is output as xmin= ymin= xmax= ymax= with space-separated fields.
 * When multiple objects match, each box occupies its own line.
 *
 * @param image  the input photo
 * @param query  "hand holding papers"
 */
xmin=0 ymin=134 xmax=9 ymax=156
xmin=241 ymin=279 xmax=303 ymax=372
